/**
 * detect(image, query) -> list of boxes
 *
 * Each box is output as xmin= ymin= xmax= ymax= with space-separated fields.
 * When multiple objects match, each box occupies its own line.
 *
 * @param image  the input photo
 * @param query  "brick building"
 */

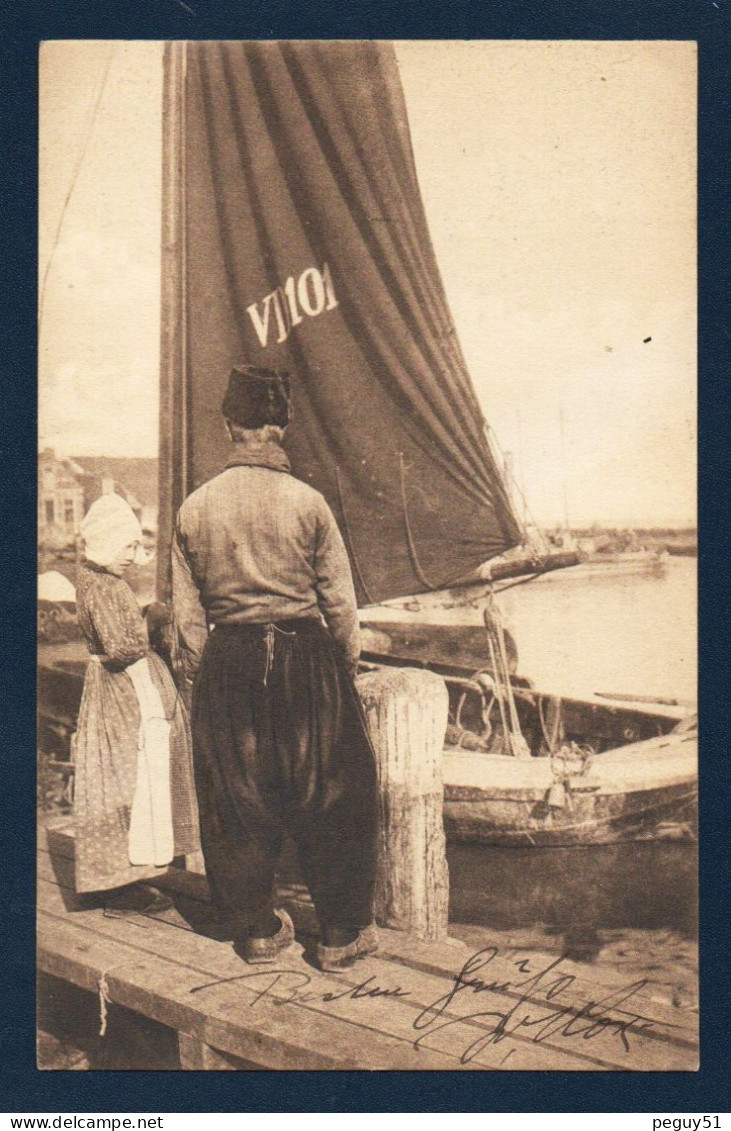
xmin=38 ymin=449 xmax=158 ymax=548
xmin=38 ymin=450 xmax=87 ymax=549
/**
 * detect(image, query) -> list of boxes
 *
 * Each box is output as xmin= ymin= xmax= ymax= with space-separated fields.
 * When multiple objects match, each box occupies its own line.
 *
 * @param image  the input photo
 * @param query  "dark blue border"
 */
xmin=4 ymin=0 xmax=729 ymax=1112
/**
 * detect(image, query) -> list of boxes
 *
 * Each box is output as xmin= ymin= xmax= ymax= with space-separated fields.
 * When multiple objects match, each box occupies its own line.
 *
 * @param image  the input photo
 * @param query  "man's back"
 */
xmin=178 ymin=465 xmax=333 ymax=624
xmin=172 ymin=454 xmax=360 ymax=678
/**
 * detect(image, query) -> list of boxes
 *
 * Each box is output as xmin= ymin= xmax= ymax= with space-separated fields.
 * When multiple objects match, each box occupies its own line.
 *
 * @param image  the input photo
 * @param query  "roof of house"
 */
xmin=72 ymin=457 xmax=158 ymax=507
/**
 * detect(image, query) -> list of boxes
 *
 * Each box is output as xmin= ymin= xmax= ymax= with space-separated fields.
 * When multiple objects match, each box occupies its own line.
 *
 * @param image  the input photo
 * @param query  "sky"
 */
xmin=39 ymin=40 xmax=696 ymax=528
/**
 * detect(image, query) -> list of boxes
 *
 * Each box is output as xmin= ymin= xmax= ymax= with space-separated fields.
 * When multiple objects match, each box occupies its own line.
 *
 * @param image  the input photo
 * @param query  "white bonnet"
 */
xmin=81 ymin=493 xmax=147 ymax=567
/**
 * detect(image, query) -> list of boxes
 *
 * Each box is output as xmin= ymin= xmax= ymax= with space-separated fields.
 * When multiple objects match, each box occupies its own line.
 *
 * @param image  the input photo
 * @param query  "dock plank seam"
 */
xmin=38 ymin=889 xmax=693 ymax=1072
xmin=38 ymin=839 xmax=697 ymax=1034
xmin=37 ymin=849 xmax=698 ymax=1050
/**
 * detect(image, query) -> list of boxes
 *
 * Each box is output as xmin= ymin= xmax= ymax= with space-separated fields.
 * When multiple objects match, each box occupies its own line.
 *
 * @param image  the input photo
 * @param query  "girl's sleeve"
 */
xmin=86 ymin=579 xmax=149 ymax=668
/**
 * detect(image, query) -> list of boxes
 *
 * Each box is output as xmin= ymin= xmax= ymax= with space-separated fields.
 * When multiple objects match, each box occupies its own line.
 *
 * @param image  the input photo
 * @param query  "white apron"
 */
xmin=125 ymin=656 xmax=175 ymax=866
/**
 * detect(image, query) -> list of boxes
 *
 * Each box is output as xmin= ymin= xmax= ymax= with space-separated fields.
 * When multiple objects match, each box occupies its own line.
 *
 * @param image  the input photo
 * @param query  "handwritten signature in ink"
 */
xmin=190 ymin=967 xmax=409 ymax=1007
xmin=412 ymin=946 xmax=656 ymax=1063
xmin=189 ymin=945 xmax=658 ymax=1064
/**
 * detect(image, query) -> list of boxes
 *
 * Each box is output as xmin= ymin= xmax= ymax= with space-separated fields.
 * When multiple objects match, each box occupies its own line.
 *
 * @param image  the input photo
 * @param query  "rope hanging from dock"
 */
xmin=97 ymin=958 xmax=146 ymax=1037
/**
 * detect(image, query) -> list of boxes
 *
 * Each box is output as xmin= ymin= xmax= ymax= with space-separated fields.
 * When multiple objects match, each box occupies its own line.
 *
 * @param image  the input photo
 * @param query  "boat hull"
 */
xmin=443 ymin=780 xmax=697 ymax=846
xmin=442 ymin=734 xmax=697 ymax=846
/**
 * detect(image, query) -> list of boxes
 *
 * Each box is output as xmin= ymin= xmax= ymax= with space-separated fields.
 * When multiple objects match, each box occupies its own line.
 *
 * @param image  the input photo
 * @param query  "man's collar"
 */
xmin=224 ymin=440 xmax=291 ymax=475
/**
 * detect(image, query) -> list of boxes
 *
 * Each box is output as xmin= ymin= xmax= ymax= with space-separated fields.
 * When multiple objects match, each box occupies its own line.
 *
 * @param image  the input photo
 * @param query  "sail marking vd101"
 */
xmin=246 ymin=263 xmax=339 ymax=348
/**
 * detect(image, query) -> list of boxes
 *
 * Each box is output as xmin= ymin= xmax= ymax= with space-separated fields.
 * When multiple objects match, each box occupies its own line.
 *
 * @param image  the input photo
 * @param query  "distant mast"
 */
xmin=559 ymin=404 xmax=571 ymax=533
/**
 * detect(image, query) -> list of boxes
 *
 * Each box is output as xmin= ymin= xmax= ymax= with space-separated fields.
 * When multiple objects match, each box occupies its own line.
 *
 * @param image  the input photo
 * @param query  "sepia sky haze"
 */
xmin=39 ymin=40 xmax=696 ymax=528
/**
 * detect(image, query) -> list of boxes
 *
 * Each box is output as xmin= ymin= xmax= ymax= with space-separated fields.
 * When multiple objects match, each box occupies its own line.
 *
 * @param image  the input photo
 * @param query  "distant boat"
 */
xmin=665 ymin=543 xmax=697 ymax=558
xmin=582 ymin=548 xmax=665 ymax=563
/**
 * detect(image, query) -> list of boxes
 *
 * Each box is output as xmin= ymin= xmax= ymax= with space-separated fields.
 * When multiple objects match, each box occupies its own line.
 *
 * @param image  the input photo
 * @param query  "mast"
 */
xmin=559 ymin=404 xmax=571 ymax=534
xmin=157 ymin=41 xmax=188 ymax=601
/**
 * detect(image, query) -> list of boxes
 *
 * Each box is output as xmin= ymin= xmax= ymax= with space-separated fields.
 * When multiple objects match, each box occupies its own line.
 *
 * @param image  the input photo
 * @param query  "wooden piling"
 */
xmin=356 ymin=667 xmax=450 ymax=940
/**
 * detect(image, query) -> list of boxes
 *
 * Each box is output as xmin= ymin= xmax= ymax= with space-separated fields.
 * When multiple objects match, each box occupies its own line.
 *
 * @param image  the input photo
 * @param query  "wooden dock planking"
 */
xmin=37 ymin=845 xmax=698 ymax=1057
xmin=39 ymin=878 xmax=592 ymax=1071
xmin=38 ymin=827 xmax=698 ymax=1071
xmin=39 ymin=885 xmax=506 ymax=1071
xmin=39 ymin=826 xmax=699 ymax=1037
xmin=39 ymin=915 xmax=364 ymax=1071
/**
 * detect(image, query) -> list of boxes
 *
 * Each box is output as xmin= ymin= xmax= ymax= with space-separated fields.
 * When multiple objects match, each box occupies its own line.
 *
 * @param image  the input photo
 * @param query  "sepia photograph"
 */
xmin=38 ymin=39 xmax=697 ymax=1072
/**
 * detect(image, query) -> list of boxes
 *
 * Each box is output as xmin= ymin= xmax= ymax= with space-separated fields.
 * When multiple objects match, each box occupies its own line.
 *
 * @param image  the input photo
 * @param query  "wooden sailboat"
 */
xmin=38 ymin=41 xmax=697 ymax=848
xmin=360 ymin=638 xmax=696 ymax=845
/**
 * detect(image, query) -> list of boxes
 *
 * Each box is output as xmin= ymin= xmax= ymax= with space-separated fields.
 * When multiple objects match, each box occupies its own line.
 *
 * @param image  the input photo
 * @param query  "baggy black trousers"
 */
xmin=191 ymin=618 xmax=379 ymax=938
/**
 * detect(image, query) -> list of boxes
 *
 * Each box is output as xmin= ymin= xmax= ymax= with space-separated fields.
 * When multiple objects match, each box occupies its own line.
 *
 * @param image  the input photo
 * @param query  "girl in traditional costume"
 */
xmin=73 ymin=493 xmax=199 ymax=907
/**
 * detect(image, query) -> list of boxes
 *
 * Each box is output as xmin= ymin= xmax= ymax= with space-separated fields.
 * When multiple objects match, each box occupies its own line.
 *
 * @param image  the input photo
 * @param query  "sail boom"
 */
xmin=360 ymin=551 xmax=584 ymax=610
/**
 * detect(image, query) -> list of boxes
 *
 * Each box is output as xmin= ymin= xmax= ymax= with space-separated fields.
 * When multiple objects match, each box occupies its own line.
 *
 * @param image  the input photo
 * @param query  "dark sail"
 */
xmin=160 ymin=41 xmax=522 ymax=605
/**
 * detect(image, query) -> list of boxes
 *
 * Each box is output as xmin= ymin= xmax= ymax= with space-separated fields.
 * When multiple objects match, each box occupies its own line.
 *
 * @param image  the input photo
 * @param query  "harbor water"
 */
xmin=366 ymin=556 xmax=697 ymax=704
xmin=496 ymin=555 xmax=696 ymax=704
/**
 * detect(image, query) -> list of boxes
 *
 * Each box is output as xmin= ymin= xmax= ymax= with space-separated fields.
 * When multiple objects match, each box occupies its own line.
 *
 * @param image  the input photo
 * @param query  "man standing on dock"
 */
xmin=171 ymin=365 xmax=379 ymax=973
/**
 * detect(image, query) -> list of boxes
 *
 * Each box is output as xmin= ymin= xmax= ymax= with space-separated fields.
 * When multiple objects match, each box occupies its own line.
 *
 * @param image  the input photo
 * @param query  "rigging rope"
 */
xmin=335 ymin=466 xmax=377 ymax=605
xmin=39 ymin=44 xmax=116 ymax=329
xmin=484 ymin=423 xmax=550 ymax=553
xmin=398 ymin=451 xmax=439 ymax=591
xmin=483 ymin=591 xmax=531 ymax=759
xmin=486 ymin=632 xmax=511 ymax=746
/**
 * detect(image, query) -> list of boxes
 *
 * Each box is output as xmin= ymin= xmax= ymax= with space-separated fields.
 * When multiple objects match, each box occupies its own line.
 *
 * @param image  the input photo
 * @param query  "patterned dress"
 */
xmin=73 ymin=562 xmax=200 ymax=893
